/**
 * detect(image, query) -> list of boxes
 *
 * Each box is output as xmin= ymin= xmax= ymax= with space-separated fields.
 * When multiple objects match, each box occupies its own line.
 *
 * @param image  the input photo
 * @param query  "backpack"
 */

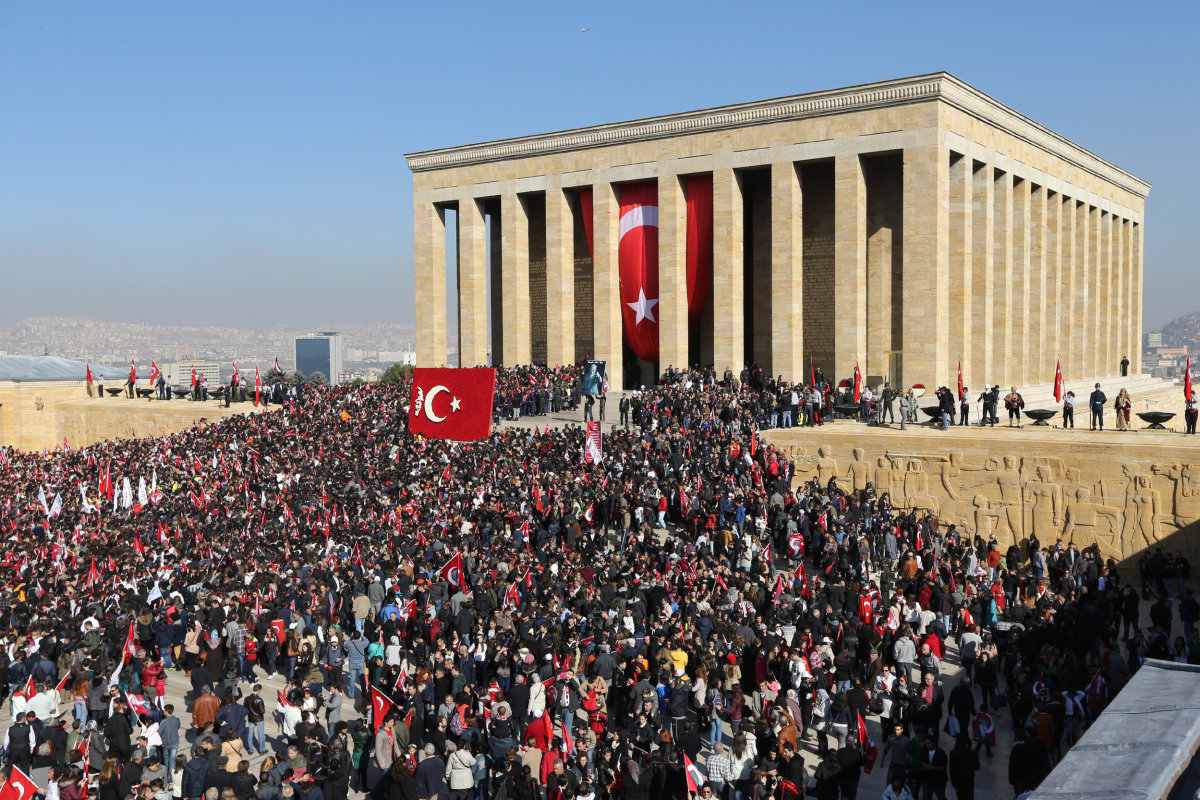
xmin=449 ymin=708 xmax=466 ymax=736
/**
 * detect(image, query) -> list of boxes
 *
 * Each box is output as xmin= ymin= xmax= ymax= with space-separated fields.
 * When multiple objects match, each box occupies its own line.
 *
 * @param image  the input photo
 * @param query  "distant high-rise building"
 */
xmin=1145 ymin=332 xmax=1164 ymax=348
xmin=295 ymin=332 xmax=344 ymax=384
xmin=165 ymin=360 xmax=221 ymax=387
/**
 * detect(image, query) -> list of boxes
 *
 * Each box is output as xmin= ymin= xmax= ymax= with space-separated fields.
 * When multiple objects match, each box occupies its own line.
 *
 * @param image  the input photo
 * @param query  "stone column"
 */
xmin=414 ymin=201 xmax=448 ymax=367
xmin=1028 ymin=185 xmax=1046 ymax=381
xmin=658 ymin=173 xmax=688 ymax=373
xmin=1099 ymin=211 xmax=1113 ymax=376
xmin=1088 ymin=205 xmax=1102 ymax=377
xmin=1044 ymin=193 xmax=1062 ymax=370
xmin=1074 ymin=203 xmax=1090 ymax=379
xmin=771 ymin=161 xmax=804 ymax=381
xmin=500 ymin=193 xmax=531 ymax=365
xmin=544 ymin=185 xmax=574 ymax=367
xmin=1133 ymin=222 xmax=1143 ymax=373
xmin=1011 ymin=178 xmax=1030 ymax=384
xmin=902 ymin=144 xmax=949 ymax=387
xmin=834 ymin=154 xmax=867 ymax=382
xmin=457 ymin=197 xmax=488 ymax=367
xmin=971 ymin=163 xmax=994 ymax=385
xmin=948 ymin=154 xmax=973 ymax=386
xmin=1114 ymin=218 xmax=1126 ymax=370
xmin=1061 ymin=198 xmax=1078 ymax=377
xmin=992 ymin=171 xmax=1013 ymax=387
xmin=592 ymin=182 xmax=623 ymax=388
xmin=713 ymin=168 xmax=745 ymax=379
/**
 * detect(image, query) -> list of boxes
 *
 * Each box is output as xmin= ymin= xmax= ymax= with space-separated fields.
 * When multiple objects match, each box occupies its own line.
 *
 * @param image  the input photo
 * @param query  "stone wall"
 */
xmin=765 ymin=422 xmax=1200 ymax=569
xmin=0 ymin=382 xmax=262 ymax=451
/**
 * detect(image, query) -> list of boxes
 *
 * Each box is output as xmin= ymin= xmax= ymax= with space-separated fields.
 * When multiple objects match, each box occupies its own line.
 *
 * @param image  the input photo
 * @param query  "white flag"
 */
xmin=80 ymin=484 xmax=94 ymax=515
xmin=38 ymin=486 xmax=49 ymax=516
xmin=49 ymin=493 xmax=62 ymax=518
xmin=137 ymin=477 xmax=148 ymax=507
xmin=147 ymin=583 xmax=162 ymax=604
xmin=121 ymin=478 xmax=133 ymax=510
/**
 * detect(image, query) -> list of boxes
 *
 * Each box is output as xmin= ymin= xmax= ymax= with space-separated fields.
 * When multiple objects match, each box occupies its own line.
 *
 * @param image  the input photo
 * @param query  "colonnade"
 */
xmin=414 ymin=145 xmax=1143 ymax=391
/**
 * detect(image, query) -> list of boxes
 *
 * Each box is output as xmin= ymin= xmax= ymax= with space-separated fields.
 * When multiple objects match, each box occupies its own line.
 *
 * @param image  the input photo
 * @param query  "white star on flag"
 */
xmin=627 ymin=287 xmax=658 ymax=326
xmin=450 ymin=396 xmax=461 ymax=413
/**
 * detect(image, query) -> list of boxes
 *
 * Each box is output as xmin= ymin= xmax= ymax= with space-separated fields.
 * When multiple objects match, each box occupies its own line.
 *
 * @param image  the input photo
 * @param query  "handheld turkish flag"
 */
xmin=232 ymin=362 xmax=240 ymax=384
xmin=274 ymin=356 xmax=282 ymax=374
xmin=86 ymin=362 xmax=93 ymax=384
xmin=190 ymin=367 xmax=197 ymax=388
xmin=255 ymin=365 xmax=262 ymax=405
xmin=957 ymin=360 xmax=964 ymax=401
xmin=408 ymin=367 xmax=496 ymax=441
xmin=1185 ymin=356 xmax=1192 ymax=402
xmin=14 ymin=675 xmax=34 ymax=701
xmin=1053 ymin=358 xmax=1064 ymax=403
xmin=150 ymin=362 xmax=161 ymax=384
xmin=853 ymin=362 xmax=862 ymax=403
xmin=439 ymin=551 xmax=466 ymax=590
xmin=121 ymin=621 xmax=137 ymax=661
xmin=856 ymin=711 xmax=877 ymax=773
xmin=277 ymin=689 xmax=293 ymax=708
xmin=55 ymin=671 xmax=71 ymax=694
xmin=0 ymin=765 xmax=40 ymax=800
xmin=127 ymin=693 xmax=154 ymax=718
xmin=683 ymin=753 xmax=705 ymax=793
xmin=129 ymin=359 xmax=137 ymax=383
xmin=370 ymin=686 xmax=395 ymax=732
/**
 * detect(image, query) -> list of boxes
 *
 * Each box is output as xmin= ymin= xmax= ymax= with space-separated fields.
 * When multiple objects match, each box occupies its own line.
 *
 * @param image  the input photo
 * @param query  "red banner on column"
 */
xmin=618 ymin=182 xmax=659 ymax=361
xmin=685 ymin=175 xmax=713 ymax=327
xmin=580 ymin=188 xmax=594 ymax=259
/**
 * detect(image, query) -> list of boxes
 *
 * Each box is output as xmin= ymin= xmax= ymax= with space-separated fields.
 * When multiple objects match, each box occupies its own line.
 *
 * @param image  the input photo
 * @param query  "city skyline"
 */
xmin=2 ymin=2 xmax=1196 ymax=330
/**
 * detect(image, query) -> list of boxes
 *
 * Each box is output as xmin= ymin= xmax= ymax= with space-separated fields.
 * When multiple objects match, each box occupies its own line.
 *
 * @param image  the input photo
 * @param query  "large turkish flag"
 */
xmin=408 ymin=367 xmax=496 ymax=441
xmin=618 ymin=181 xmax=659 ymax=361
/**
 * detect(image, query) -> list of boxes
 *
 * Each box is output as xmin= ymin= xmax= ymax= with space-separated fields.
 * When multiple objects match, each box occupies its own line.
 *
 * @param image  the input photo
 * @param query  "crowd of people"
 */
xmin=0 ymin=364 xmax=1181 ymax=800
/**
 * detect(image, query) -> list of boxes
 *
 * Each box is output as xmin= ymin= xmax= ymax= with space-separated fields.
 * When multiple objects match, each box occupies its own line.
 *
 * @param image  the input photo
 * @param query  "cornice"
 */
xmin=405 ymin=73 xmax=1150 ymax=199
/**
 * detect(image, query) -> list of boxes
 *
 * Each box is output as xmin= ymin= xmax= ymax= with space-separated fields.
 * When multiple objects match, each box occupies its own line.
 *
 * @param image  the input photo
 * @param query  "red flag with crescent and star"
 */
xmin=438 ymin=551 xmax=466 ymax=590
xmin=129 ymin=359 xmax=136 ymax=384
xmin=408 ymin=367 xmax=496 ymax=441
xmin=150 ymin=362 xmax=161 ymax=385
xmin=0 ymin=765 xmax=40 ymax=800
xmin=86 ymin=362 xmax=93 ymax=385
xmin=370 ymin=686 xmax=395 ymax=732
xmin=618 ymin=181 xmax=659 ymax=360
xmin=1185 ymin=355 xmax=1192 ymax=402
xmin=232 ymin=362 xmax=240 ymax=384
xmin=853 ymin=362 xmax=862 ymax=403
xmin=255 ymin=365 xmax=262 ymax=405
xmin=957 ymin=359 xmax=963 ymax=401
xmin=1053 ymin=357 xmax=1064 ymax=403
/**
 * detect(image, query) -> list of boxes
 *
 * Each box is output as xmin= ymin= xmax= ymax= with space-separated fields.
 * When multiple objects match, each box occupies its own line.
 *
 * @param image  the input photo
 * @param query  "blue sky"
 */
xmin=1 ymin=1 xmax=1196 ymax=332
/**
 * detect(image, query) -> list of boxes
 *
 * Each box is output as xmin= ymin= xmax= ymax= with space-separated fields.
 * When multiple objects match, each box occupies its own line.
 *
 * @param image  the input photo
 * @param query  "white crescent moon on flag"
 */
xmin=618 ymin=204 xmax=658 ymax=242
xmin=448 ymin=566 xmax=461 ymax=586
xmin=425 ymin=385 xmax=449 ymax=422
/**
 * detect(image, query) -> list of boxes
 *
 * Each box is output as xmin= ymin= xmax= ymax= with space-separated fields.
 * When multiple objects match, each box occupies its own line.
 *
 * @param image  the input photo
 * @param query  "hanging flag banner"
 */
xmin=685 ymin=175 xmax=713 ymax=327
xmin=618 ymin=181 xmax=659 ymax=361
xmin=584 ymin=421 xmax=602 ymax=464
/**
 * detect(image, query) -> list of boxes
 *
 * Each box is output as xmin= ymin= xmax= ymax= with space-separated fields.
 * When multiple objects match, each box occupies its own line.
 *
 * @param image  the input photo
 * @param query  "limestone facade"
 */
xmin=407 ymin=73 xmax=1149 ymax=390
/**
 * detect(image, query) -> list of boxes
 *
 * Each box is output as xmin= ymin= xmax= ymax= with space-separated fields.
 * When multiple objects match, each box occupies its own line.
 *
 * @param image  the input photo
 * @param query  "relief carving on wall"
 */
xmin=790 ymin=445 xmax=1199 ymax=561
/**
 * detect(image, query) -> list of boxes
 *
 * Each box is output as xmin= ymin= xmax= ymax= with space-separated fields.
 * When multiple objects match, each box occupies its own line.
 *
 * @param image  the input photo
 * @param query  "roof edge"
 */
xmin=405 ymin=72 xmax=1149 ymax=198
